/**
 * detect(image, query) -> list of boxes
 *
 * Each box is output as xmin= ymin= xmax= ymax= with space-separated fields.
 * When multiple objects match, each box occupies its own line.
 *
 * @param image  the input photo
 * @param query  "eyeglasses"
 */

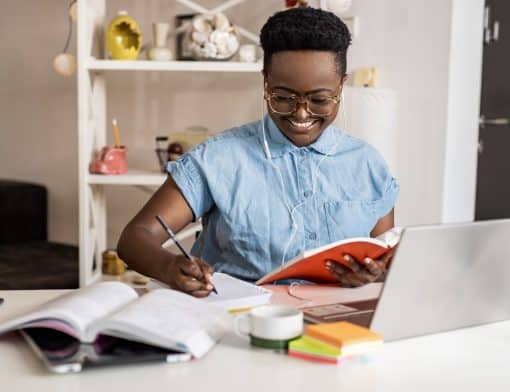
xmin=264 ymin=84 xmax=342 ymax=117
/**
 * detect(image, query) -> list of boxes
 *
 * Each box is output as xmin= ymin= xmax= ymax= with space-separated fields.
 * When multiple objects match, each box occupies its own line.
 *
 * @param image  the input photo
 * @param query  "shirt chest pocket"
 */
xmin=323 ymin=200 xmax=379 ymax=242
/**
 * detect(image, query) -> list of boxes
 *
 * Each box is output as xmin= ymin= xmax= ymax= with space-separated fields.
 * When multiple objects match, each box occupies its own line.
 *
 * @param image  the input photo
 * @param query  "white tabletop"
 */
xmin=1 ymin=289 xmax=509 ymax=392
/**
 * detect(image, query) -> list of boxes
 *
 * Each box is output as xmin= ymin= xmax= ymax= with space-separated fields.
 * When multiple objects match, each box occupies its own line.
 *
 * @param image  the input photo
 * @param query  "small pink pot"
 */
xmin=89 ymin=146 xmax=128 ymax=175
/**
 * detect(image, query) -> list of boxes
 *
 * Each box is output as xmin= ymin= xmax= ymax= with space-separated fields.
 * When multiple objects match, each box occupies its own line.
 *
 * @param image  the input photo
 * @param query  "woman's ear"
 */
xmin=342 ymin=73 xmax=349 ymax=85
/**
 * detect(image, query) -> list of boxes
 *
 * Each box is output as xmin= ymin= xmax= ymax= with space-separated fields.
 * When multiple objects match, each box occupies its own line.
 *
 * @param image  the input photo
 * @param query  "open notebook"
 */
xmin=149 ymin=272 xmax=272 ymax=311
xmin=256 ymin=228 xmax=403 ymax=285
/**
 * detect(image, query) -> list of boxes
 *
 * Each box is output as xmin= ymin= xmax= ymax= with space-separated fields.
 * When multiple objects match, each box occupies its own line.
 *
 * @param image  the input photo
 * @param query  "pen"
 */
xmin=155 ymin=215 xmax=218 ymax=295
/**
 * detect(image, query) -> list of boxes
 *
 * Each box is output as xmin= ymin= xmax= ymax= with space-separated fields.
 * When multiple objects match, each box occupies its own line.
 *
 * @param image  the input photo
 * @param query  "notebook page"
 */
xmin=0 ymin=282 xmax=137 ymax=339
xmin=87 ymin=289 xmax=228 ymax=358
xmin=147 ymin=273 xmax=272 ymax=310
xmin=375 ymin=226 xmax=403 ymax=247
xmin=203 ymin=273 xmax=272 ymax=309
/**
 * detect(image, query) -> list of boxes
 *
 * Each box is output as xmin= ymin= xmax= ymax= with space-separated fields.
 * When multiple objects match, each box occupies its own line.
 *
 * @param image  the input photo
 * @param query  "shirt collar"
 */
xmin=264 ymin=115 xmax=343 ymax=158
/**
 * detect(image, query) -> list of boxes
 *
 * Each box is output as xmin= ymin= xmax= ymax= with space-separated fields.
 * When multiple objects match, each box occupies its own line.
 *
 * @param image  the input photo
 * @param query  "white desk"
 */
xmin=1 ymin=289 xmax=509 ymax=392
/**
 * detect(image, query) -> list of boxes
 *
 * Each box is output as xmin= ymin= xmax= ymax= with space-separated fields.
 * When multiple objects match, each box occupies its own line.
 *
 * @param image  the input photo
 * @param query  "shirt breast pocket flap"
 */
xmin=324 ymin=200 xmax=378 ymax=241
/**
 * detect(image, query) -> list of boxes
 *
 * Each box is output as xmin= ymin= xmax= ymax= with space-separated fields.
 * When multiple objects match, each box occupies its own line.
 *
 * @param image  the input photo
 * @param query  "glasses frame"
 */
xmin=264 ymin=83 xmax=342 ymax=117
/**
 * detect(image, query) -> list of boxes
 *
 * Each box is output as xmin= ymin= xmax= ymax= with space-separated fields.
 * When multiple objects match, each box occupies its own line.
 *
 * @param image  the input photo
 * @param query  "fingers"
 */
xmin=172 ymin=256 xmax=214 ymax=294
xmin=196 ymin=259 xmax=215 ymax=284
xmin=342 ymin=254 xmax=361 ymax=272
xmin=179 ymin=257 xmax=205 ymax=280
xmin=343 ymin=253 xmax=387 ymax=279
xmin=189 ymin=289 xmax=214 ymax=298
xmin=326 ymin=261 xmax=366 ymax=287
xmin=175 ymin=274 xmax=209 ymax=292
xmin=326 ymin=260 xmax=350 ymax=277
xmin=362 ymin=257 xmax=386 ymax=278
xmin=381 ymin=250 xmax=394 ymax=267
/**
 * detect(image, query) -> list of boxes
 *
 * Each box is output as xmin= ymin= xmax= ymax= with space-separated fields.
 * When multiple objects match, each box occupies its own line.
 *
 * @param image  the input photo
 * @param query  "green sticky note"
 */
xmin=289 ymin=336 xmax=342 ymax=358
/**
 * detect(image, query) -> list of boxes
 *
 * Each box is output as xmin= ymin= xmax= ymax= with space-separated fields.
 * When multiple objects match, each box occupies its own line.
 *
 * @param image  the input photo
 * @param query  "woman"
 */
xmin=117 ymin=7 xmax=399 ymax=297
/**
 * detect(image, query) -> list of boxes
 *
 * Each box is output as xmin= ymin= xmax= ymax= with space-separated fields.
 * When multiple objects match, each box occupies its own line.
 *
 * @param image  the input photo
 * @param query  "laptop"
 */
xmin=303 ymin=219 xmax=510 ymax=341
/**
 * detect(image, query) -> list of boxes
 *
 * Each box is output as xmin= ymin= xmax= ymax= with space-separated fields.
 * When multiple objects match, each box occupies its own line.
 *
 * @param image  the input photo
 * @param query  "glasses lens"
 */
xmin=268 ymin=92 xmax=338 ymax=116
xmin=307 ymin=94 xmax=336 ymax=116
xmin=269 ymin=93 xmax=296 ymax=114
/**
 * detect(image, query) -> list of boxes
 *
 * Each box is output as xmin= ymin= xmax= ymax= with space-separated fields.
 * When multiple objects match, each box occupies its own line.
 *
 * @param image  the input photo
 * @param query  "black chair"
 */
xmin=0 ymin=180 xmax=78 ymax=289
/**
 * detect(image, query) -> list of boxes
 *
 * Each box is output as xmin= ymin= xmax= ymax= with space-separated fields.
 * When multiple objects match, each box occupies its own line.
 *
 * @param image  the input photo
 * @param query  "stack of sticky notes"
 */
xmin=288 ymin=321 xmax=383 ymax=364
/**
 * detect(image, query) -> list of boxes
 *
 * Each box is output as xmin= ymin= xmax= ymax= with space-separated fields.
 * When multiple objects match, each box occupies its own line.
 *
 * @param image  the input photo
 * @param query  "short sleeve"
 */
xmin=166 ymin=152 xmax=214 ymax=220
xmin=374 ymin=177 xmax=399 ymax=218
xmin=364 ymin=145 xmax=400 ymax=219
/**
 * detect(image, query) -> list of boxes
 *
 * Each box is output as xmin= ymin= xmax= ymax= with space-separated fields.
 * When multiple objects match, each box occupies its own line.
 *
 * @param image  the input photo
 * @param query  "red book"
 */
xmin=256 ymin=233 xmax=400 ymax=285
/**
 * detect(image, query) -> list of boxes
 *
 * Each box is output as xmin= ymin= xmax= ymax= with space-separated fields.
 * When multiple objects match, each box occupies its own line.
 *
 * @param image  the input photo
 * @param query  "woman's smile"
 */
xmin=286 ymin=118 xmax=320 ymax=131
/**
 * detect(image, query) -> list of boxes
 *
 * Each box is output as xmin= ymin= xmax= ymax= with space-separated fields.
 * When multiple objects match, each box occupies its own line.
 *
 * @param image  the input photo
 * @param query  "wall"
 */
xmin=0 ymin=0 xmax=79 ymax=244
xmin=348 ymin=0 xmax=453 ymax=226
xmin=0 ymin=0 xmax=474 ymax=248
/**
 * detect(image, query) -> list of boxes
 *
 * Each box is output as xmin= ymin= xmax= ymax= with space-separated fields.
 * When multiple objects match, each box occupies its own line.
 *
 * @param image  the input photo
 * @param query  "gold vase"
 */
xmin=106 ymin=10 xmax=142 ymax=60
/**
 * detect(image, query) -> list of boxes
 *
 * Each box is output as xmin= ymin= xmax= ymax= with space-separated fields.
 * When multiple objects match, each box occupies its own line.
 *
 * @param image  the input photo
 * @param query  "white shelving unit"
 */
xmin=77 ymin=0 xmax=262 ymax=286
xmin=87 ymin=58 xmax=262 ymax=72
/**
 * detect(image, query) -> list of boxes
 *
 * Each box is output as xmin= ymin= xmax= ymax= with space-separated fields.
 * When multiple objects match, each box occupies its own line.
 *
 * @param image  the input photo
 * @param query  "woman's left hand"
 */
xmin=326 ymin=251 xmax=393 ymax=288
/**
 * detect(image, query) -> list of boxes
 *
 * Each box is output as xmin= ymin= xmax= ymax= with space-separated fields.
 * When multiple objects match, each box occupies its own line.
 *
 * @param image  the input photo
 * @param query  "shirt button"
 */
xmin=304 ymin=190 xmax=312 ymax=198
xmin=309 ymin=233 xmax=317 ymax=240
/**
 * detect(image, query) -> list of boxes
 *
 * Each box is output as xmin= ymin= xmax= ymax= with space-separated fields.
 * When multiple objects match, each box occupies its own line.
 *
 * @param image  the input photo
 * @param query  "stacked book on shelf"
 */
xmin=288 ymin=321 xmax=383 ymax=365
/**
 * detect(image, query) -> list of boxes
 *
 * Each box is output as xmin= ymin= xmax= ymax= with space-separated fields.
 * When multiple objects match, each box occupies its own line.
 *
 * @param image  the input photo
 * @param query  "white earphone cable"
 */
xmin=260 ymin=88 xmax=347 ymax=269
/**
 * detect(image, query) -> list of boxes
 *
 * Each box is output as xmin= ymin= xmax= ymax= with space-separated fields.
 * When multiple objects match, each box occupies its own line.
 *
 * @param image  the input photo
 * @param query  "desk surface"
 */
xmin=1 ymin=289 xmax=509 ymax=392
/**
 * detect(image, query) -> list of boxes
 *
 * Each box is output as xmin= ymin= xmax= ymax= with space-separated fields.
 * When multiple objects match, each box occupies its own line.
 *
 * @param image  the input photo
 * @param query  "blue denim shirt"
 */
xmin=167 ymin=115 xmax=399 ymax=281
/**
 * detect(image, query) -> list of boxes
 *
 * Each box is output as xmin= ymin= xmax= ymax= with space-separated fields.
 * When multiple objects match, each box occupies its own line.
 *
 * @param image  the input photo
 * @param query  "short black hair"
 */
xmin=260 ymin=7 xmax=351 ymax=76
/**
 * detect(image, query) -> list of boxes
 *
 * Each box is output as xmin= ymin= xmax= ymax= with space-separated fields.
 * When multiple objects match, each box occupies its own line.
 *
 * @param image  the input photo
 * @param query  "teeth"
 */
xmin=289 ymin=120 xmax=315 ymax=128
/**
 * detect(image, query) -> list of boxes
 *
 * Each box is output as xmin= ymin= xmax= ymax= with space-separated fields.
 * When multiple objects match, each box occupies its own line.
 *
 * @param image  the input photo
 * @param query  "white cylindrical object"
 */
xmin=337 ymin=87 xmax=398 ymax=175
xmin=239 ymin=44 xmax=256 ymax=62
xmin=153 ymin=23 xmax=170 ymax=48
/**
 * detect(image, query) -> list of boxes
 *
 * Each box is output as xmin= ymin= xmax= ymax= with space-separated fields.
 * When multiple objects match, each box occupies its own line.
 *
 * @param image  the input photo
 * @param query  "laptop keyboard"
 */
xmin=302 ymin=299 xmax=378 ymax=327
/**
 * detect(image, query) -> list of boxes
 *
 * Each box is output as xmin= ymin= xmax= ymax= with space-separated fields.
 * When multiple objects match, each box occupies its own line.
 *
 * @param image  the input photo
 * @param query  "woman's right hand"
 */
xmin=162 ymin=255 xmax=215 ymax=298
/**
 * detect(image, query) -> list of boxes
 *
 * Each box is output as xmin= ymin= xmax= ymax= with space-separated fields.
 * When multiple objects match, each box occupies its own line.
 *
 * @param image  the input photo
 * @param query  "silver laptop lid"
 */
xmin=371 ymin=219 xmax=510 ymax=341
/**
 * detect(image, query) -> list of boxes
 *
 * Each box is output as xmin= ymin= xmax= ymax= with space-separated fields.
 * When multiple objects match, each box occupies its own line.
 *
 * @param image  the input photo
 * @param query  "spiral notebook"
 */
xmin=148 ymin=273 xmax=272 ymax=311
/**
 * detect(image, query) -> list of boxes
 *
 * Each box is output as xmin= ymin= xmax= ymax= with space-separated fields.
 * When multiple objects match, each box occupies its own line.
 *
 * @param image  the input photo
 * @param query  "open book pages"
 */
xmin=0 ymin=282 xmax=137 ymax=340
xmin=256 ymin=227 xmax=403 ymax=285
xmin=0 ymin=282 xmax=229 ymax=359
xmin=86 ymin=289 xmax=229 ymax=358
xmin=148 ymin=272 xmax=272 ymax=311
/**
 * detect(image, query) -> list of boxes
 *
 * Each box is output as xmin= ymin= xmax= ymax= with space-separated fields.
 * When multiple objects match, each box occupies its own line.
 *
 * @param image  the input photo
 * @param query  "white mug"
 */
xmin=234 ymin=305 xmax=303 ymax=349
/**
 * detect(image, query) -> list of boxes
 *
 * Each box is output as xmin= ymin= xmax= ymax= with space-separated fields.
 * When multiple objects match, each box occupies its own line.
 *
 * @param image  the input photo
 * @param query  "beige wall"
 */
xmin=0 ymin=0 xmax=456 ymax=248
xmin=349 ymin=0 xmax=453 ymax=226
xmin=0 ymin=0 xmax=79 ymax=244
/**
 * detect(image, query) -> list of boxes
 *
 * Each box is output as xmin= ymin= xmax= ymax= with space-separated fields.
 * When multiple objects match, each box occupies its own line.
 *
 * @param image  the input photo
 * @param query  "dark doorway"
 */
xmin=475 ymin=0 xmax=510 ymax=220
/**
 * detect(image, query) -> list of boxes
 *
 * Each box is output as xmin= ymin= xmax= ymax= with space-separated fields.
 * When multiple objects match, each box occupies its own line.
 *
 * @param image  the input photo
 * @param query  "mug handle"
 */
xmin=233 ymin=313 xmax=251 ymax=340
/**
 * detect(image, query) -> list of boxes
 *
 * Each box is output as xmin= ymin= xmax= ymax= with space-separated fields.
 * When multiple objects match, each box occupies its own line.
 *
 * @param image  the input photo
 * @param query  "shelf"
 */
xmin=78 ymin=0 xmax=267 ymax=286
xmin=87 ymin=59 xmax=263 ymax=73
xmin=88 ymin=169 xmax=167 ymax=186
